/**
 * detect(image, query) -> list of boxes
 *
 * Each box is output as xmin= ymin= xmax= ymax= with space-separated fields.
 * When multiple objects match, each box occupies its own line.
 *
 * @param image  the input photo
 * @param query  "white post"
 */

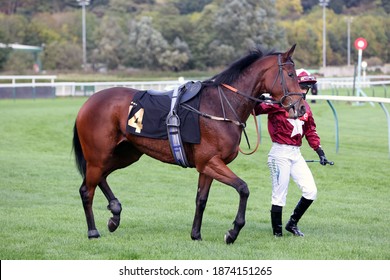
xmin=322 ymin=4 xmax=326 ymax=69
xmin=82 ymin=3 xmax=86 ymax=68
xmin=355 ymin=49 xmax=373 ymax=105
xmin=362 ymin=61 xmax=367 ymax=86
xmin=77 ymin=0 xmax=90 ymax=70
xmin=356 ymin=49 xmax=362 ymax=97
xmin=319 ymin=0 xmax=329 ymax=70
xmin=346 ymin=17 xmax=353 ymax=67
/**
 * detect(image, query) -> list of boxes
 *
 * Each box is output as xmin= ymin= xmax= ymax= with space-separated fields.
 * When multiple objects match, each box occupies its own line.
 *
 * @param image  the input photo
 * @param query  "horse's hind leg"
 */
xmin=98 ymin=141 xmax=143 ymax=234
xmin=98 ymin=178 xmax=122 ymax=233
xmin=79 ymin=166 xmax=102 ymax=238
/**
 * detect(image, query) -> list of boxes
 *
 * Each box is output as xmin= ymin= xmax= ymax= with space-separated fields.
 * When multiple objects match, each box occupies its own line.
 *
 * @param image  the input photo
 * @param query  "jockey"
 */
xmin=296 ymin=68 xmax=317 ymax=90
xmin=254 ymin=68 xmax=331 ymax=237
xmin=296 ymin=68 xmax=318 ymax=103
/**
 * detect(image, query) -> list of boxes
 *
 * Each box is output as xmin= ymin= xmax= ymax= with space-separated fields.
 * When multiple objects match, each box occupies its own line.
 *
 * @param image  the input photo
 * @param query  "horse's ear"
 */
xmin=283 ymin=44 xmax=296 ymax=59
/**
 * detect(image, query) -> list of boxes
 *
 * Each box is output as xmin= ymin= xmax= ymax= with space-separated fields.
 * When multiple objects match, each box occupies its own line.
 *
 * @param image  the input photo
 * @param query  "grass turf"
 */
xmin=0 ymin=96 xmax=389 ymax=260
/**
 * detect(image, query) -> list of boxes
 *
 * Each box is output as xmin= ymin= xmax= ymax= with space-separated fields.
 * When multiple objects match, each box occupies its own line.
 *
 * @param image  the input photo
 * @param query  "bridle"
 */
xmin=221 ymin=54 xmax=305 ymax=111
xmin=269 ymin=54 xmax=305 ymax=112
xmin=182 ymin=54 xmax=305 ymax=153
xmin=218 ymin=54 xmax=305 ymax=153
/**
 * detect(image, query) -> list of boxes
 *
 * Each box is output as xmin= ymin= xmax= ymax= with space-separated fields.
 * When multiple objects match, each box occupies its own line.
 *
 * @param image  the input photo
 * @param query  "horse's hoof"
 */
xmin=108 ymin=217 xmax=120 ymax=232
xmin=224 ymin=231 xmax=235 ymax=244
xmin=191 ymin=236 xmax=202 ymax=241
xmin=88 ymin=229 xmax=100 ymax=239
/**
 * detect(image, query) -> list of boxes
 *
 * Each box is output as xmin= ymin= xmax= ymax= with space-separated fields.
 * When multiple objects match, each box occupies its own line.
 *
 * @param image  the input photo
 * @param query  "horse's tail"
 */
xmin=72 ymin=122 xmax=86 ymax=178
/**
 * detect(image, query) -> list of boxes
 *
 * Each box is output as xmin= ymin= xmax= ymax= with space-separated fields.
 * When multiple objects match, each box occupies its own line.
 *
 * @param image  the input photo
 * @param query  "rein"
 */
xmin=182 ymin=54 xmax=304 ymax=154
xmin=220 ymin=83 xmax=273 ymax=104
xmin=182 ymin=84 xmax=259 ymax=154
xmin=238 ymin=110 xmax=260 ymax=155
xmin=181 ymin=103 xmax=244 ymax=127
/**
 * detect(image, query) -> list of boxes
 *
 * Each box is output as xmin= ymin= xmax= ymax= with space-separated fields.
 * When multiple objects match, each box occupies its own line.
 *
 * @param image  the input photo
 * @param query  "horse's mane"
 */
xmin=209 ymin=47 xmax=279 ymax=85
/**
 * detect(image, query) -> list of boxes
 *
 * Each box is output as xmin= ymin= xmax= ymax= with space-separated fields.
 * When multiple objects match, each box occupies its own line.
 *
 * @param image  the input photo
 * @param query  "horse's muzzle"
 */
xmin=287 ymin=101 xmax=306 ymax=119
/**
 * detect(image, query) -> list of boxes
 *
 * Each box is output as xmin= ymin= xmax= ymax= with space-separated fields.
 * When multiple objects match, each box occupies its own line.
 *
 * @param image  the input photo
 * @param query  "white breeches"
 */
xmin=267 ymin=143 xmax=317 ymax=207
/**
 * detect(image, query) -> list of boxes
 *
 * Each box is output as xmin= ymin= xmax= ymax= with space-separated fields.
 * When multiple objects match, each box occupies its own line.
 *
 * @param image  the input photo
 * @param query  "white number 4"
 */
xmin=128 ymin=105 xmax=144 ymax=133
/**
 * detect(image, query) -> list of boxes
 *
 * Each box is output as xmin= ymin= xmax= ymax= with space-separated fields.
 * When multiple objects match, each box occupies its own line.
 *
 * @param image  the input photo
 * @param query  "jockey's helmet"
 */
xmin=296 ymin=68 xmax=317 ymax=89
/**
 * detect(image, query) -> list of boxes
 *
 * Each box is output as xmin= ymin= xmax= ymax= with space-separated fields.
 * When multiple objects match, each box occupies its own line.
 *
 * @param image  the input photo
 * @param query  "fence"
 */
xmin=0 ymin=76 xmax=185 ymax=99
xmin=306 ymin=95 xmax=390 ymax=159
xmin=1 ymin=75 xmax=390 ymax=158
xmin=2 ymin=75 xmax=390 ymax=98
xmin=0 ymin=75 xmax=57 ymax=99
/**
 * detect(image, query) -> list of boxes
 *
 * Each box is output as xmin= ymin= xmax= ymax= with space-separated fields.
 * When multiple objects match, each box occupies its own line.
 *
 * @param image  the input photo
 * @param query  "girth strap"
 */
xmin=166 ymin=85 xmax=190 ymax=168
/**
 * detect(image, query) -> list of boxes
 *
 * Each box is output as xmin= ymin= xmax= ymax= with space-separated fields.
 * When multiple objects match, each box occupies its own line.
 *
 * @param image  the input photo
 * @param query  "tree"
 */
xmin=0 ymin=0 xmax=24 ymax=14
xmin=125 ymin=16 xmax=191 ymax=70
xmin=2 ymin=51 xmax=35 ymax=73
xmin=184 ymin=2 xmax=220 ymax=68
xmin=168 ymin=37 xmax=191 ymax=70
xmin=172 ymin=0 xmax=212 ymax=15
xmin=43 ymin=41 xmax=82 ymax=70
xmin=301 ymin=0 xmax=319 ymax=12
xmin=276 ymin=0 xmax=303 ymax=20
xmin=212 ymin=0 xmax=287 ymax=63
xmin=0 ymin=0 xmax=389 ymax=72
xmin=0 ymin=13 xmax=28 ymax=43
xmin=0 ymin=0 xmax=70 ymax=15
xmin=349 ymin=14 xmax=390 ymax=62
xmin=206 ymin=41 xmax=235 ymax=67
xmin=344 ymin=0 xmax=364 ymax=8
xmin=329 ymin=1 xmax=344 ymax=14
xmin=124 ymin=16 xmax=172 ymax=69
xmin=157 ymin=49 xmax=190 ymax=71
xmin=382 ymin=0 xmax=390 ymax=14
xmin=26 ymin=13 xmax=67 ymax=46
xmin=108 ymin=0 xmax=155 ymax=14
xmin=91 ymin=16 xmax=127 ymax=69
xmin=0 ymin=28 xmax=11 ymax=70
xmin=281 ymin=16 xmax=321 ymax=67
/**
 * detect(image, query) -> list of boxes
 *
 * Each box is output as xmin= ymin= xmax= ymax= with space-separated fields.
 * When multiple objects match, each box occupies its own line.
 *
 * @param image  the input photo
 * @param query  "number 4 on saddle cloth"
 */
xmin=127 ymin=81 xmax=202 ymax=167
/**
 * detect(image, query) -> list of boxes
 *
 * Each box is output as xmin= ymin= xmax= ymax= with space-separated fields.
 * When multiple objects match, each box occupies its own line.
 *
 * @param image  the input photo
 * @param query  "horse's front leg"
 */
xmin=191 ymin=173 xmax=213 ymax=241
xmin=99 ymin=178 xmax=122 ymax=233
xmin=223 ymin=177 xmax=249 ymax=244
xmin=202 ymin=157 xmax=250 ymax=244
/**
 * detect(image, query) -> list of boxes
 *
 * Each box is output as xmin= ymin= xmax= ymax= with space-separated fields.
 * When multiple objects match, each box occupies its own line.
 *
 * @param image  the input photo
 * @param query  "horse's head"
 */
xmin=262 ymin=44 xmax=306 ymax=118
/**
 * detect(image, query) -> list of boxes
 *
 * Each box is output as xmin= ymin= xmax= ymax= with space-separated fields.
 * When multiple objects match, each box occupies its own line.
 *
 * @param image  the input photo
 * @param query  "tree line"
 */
xmin=0 ymin=0 xmax=389 ymax=73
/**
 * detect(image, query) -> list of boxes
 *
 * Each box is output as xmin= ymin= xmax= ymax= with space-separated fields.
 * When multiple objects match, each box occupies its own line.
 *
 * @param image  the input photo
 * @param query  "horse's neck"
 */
xmin=230 ymin=78 xmax=263 ymax=122
xmin=236 ymin=61 xmax=272 ymax=120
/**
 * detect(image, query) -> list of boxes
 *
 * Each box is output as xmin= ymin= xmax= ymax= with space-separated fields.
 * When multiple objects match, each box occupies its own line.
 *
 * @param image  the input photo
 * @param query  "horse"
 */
xmin=72 ymin=44 xmax=306 ymax=244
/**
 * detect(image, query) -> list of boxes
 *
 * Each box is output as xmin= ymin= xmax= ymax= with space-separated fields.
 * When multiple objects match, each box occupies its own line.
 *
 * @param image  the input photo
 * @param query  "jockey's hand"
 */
xmin=315 ymin=147 xmax=329 ymax=166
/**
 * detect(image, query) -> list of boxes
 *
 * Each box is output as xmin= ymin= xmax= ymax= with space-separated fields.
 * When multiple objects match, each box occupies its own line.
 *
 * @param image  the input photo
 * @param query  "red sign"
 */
xmin=354 ymin=37 xmax=367 ymax=50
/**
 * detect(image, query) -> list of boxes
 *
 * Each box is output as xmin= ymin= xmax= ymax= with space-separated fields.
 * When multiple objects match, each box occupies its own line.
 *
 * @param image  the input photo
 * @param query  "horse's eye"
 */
xmin=288 ymin=72 xmax=294 ymax=78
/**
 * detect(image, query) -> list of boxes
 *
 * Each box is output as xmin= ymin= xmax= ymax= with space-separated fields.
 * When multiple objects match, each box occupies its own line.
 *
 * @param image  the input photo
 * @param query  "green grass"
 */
xmin=0 ymin=97 xmax=389 ymax=260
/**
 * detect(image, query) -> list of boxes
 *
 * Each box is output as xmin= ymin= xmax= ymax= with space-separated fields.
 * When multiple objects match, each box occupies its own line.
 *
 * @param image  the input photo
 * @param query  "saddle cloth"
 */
xmin=126 ymin=90 xmax=201 ymax=144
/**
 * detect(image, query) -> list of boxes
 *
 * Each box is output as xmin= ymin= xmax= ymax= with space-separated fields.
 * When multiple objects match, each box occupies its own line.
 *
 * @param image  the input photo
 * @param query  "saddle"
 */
xmin=127 ymin=81 xmax=203 ymax=168
xmin=146 ymin=81 xmax=202 ymax=104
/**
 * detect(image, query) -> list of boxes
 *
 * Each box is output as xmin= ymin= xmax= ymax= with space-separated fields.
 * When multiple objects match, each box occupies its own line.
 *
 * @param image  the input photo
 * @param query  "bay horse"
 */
xmin=72 ymin=44 xmax=306 ymax=244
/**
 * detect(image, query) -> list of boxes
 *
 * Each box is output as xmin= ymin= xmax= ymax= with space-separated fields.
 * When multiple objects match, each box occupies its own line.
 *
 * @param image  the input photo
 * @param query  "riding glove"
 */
xmin=315 ymin=147 xmax=328 ymax=165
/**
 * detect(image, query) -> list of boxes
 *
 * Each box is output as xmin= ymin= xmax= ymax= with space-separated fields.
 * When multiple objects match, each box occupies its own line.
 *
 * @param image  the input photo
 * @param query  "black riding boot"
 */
xmin=285 ymin=196 xmax=313 ymax=237
xmin=270 ymin=205 xmax=283 ymax=237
